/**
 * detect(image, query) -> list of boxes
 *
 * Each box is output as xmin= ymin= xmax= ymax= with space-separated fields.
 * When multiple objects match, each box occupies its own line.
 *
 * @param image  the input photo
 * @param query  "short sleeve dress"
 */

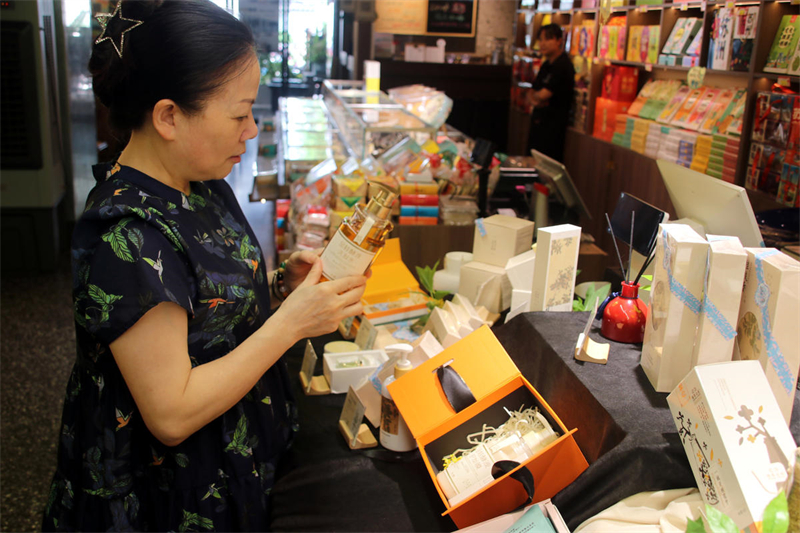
xmin=43 ymin=162 xmax=297 ymax=531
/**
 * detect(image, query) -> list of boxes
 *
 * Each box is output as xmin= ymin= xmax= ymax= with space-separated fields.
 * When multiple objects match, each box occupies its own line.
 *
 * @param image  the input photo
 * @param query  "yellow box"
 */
xmin=389 ymin=327 xmax=588 ymax=529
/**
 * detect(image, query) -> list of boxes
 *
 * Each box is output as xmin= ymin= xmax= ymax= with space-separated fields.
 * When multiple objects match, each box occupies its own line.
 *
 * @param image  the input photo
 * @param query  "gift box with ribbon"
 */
xmin=641 ymin=224 xmax=709 ymax=393
xmin=691 ymin=236 xmax=748 ymax=368
xmin=735 ymin=248 xmax=800 ymax=424
xmin=388 ymin=326 xmax=588 ymax=528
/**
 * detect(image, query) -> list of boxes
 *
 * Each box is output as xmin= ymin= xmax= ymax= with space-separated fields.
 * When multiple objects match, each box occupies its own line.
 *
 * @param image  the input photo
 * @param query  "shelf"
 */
xmin=703 ymin=69 xmax=752 ymax=78
xmin=753 ymin=72 xmax=800 ymax=82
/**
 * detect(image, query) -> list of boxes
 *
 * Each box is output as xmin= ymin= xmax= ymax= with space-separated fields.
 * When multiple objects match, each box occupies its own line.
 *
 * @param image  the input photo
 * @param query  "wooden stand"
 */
xmin=299 ymin=372 xmax=331 ymax=395
xmin=338 ymin=420 xmax=378 ymax=449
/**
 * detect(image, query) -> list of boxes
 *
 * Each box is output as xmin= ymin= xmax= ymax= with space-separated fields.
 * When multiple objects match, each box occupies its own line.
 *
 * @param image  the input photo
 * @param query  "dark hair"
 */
xmin=538 ymin=23 xmax=563 ymax=41
xmin=89 ymin=0 xmax=256 ymax=132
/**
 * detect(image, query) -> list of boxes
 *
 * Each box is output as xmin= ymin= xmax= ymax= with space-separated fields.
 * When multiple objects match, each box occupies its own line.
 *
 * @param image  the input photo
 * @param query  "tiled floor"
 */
xmin=0 ymin=128 xmax=275 ymax=531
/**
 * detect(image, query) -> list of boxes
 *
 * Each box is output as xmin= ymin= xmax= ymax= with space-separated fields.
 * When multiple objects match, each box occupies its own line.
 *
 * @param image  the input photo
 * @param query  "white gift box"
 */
xmin=530 ymin=224 xmax=581 ymax=312
xmin=735 ymin=248 xmax=800 ymax=423
xmin=459 ymin=261 xmax=512 ymax=314
xmin=423 ymin=306 xmax=462 ymax=348
xmin=444 ymin=301 xmax=476 ymax=338
xmin=505 ymin=249 xmax=537 ymax=291
xmin=472 ymin=215 xmax=535 ymax=268
xmin=452 ymin=293 xmax=485 ymax=330
xmin=505 ymin=289 xmax=532 ymax=324
xmin=691 ymin=236 xmax=747 ymax=368
xmin=409 ymin=331 xmax=444 ymax=368
xmin=641 ymin=224 xmax=709 ymax=392
xmin=667 ymin=361 xmax=797 ymax=531
xmin=323 ymin=349 xmax=389 ymax=394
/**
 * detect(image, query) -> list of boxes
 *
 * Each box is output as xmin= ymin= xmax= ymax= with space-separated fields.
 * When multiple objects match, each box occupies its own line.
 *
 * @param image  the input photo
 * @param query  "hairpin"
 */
xmin=94 ymin=1 xmax=144 ymax=59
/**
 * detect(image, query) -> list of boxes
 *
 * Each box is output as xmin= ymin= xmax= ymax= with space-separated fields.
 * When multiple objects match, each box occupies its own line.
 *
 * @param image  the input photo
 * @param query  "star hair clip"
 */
xmin=94 ymin=1 xmax=144 ymax=59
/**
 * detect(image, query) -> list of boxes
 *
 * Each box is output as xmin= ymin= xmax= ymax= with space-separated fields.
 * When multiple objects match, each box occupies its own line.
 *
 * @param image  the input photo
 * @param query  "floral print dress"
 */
xmin=43 ymin=163 xmax=297 ymax=531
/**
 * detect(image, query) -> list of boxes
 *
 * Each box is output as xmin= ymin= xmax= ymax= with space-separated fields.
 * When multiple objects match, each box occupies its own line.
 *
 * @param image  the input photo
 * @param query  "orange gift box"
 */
xmin=388 ymin=326 xmax=588 ymax=528
xmin=593 ymin=97 xmax=631 ymax=142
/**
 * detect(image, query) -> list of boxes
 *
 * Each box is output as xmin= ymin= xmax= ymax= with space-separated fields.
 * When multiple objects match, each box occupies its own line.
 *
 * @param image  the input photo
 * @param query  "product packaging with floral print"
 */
xmin=530 ymin=224 xmax=581 ymax=312
xmin=667 ymin=360 xmax=797 ymax=531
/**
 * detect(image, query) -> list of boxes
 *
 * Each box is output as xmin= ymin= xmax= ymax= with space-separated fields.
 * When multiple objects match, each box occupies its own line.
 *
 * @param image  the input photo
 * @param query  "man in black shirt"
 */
xmin=527 ymin=24 xmax=575 ymax=163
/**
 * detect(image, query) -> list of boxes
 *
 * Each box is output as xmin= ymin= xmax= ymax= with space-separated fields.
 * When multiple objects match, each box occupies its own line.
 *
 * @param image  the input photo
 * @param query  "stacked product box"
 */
xmin=763 ymin=14 xmax=800 ymax=75
xmin=659 ymin=18 xmax=703 ymax=66
xmin=597 ymin=16 xmax=627 ymax=60
xmin=399 ymin=182 xmax=440 ymax=225
xmin=747 ymin=92 xmax=800 ymax=206
xmin=459 ymin=215 xmax=535 ymax=314
xmin=690 ymin=135 xmax=712 ymax=175
xmin=645 ymin=123 xmax=670 ymax=159
xmin=708 ymin=7 xmax=734 ymax=71
xmin=626 ymin=25 xmax=660 ymax=64
xmin=594 ymin=65 xmax=637 ymax=143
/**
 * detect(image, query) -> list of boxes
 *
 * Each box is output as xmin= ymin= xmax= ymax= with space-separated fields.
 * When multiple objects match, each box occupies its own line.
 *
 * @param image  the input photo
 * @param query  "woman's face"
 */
xmin=175 ymin=54 xmax=260 ymax=181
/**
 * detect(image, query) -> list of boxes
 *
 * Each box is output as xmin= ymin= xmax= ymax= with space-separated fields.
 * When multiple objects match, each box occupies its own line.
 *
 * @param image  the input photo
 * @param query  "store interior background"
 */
xmin=0 ymin=0 xmax=796 ymax=530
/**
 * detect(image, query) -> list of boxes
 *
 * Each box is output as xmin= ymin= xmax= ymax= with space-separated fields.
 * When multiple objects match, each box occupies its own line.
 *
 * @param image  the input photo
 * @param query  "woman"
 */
xmin=43 ymin=1 xmax=366 ymax=530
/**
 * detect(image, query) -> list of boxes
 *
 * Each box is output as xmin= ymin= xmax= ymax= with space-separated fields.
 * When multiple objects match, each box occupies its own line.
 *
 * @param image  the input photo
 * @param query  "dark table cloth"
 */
xmin=270 ymin=312 xmax=800 ymax=531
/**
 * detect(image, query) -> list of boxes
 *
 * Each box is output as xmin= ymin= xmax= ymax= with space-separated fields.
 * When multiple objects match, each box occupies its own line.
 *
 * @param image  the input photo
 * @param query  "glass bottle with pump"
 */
xmin=319 ymin=184 xmax=398 ymax=281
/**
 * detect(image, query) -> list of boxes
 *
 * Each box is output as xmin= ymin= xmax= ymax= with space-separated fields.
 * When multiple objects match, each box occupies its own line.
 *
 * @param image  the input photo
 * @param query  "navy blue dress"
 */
xmin=43 ymin=162 xmax=297 ymax=531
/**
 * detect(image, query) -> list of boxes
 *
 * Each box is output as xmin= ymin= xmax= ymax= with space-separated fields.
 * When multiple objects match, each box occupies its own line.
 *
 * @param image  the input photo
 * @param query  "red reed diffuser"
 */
xmin=601 ymin=281 xmax=648 ymax=343
xmin=600 ymin=210 xmax=654 ymax=344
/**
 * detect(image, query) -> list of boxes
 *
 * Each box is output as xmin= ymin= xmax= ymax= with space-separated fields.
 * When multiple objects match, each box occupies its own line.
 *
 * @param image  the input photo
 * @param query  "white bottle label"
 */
xmin=354 ymin=216 xmax=375 ymax=245
xmin=320 ymin=229 xmax=376 ymax=280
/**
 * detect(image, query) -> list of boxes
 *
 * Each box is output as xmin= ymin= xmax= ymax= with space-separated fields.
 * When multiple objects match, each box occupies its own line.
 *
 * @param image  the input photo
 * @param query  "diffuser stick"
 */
xmin=633 ymin=245 xmax=656 ymax=286
xmin=605 ymin=212 xmax=626 ymax=280
xmin=627 ymin=211 xmax=635 ymax=283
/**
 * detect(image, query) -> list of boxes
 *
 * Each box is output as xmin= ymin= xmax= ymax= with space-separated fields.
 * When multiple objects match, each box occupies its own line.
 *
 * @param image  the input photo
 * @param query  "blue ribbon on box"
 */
xmin=662 ymin=229 xmax=702 ymax=315
xmin=698 ymin=252 xmax=737 ymax=341
xmin=753 ymin=249 xmax=794 ymax=394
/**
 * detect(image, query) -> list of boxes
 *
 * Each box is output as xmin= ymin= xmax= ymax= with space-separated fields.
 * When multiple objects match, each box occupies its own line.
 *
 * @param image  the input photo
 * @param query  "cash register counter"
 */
xmin=270 ymin=312 xmax=800 ymax=531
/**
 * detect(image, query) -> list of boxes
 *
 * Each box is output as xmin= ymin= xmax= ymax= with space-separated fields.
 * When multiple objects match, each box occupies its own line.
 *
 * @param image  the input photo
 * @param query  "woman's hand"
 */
xmin=272 ymin=256 xmax=367 ymax=342
xmin=282 ymin=249 xmax=322 ymax=294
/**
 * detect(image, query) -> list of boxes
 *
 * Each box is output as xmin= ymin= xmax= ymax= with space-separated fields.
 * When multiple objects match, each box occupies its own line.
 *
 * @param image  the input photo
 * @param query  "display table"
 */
xmin=270 ymin=312 xmax=800 ymax=531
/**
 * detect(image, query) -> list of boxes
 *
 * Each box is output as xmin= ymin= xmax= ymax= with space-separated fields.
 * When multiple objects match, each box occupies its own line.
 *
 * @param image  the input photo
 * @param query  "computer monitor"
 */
xmin=531 ymin=149 xmax=592 ymax=221
xmin=657 ymin=160 xmax=764 ymax=248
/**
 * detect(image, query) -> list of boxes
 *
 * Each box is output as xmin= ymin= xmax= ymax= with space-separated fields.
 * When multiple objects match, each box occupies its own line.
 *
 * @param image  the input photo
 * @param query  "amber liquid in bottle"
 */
xmin=319 ymin=186 xmax=397 ymax=282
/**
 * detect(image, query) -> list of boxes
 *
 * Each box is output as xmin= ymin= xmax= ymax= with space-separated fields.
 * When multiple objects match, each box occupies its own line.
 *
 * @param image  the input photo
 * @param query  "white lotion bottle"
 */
xmin=379 ymin=344 xmax=417 ymax=452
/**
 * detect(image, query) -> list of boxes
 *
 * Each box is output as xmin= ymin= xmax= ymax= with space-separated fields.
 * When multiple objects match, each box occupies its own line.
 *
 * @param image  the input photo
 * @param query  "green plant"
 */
xmin=573 ymin=282 xmax=611 ymax=312
xmin=412 ymin=261 xmax=451 ymax=330
xmin=686 ymin=492 xmax=788 ymax=533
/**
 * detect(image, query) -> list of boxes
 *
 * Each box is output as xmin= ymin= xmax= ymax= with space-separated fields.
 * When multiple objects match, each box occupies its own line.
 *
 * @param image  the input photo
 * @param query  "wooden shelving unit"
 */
xmin=509 ymin=0 xmax=796 ymax=262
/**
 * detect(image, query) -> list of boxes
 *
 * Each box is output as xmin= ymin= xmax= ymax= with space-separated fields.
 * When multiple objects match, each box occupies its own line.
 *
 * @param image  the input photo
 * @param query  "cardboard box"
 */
xmin=452 ymin=294 xmax=485 ymax=330
xmin=363 ymin=238 xmax=421 ymax=307
xmin=423 ymin=307 xmax=462 ymax=348
xmin=530 ymin=225 xmax=581 ymax=312
xmin=362 ymin=291 xmax=430 ymax=326
xmin=353 ymin=332 xmax=442 ymax=428
xmin=505 ymin=249 xmax=536 ymax=291
xmin=691 ymin=236 xmax=747 ymax=367
xmin=444 ymin=301 xmax=475 ymax=338
xmin=641 ymin=224 xmax=709 ymax=392
xmin=667 ymin=361 xmax=798 ymax=530
xmin=389 ymin=327 xmax=588 ymax=528
xmin=506 ymin=289 xmax=532 ymax=324
xmin=459 ymin=262 xmax=513 ymax=314
xmin=332 ymin=175 xmax=368 ymax=198
xmin=735 ymin=248 xmax=800 ymax=423
xmin=473 ymin=215 xmax=535 ymax=268
xmin=455 ymin=499 xmax=568 ymax=533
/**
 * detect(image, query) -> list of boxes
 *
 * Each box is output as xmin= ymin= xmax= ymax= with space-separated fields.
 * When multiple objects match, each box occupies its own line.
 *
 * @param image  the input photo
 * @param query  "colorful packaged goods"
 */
xmin=764 ymin=15 xmax=800 ymax=74
xmin=730 ymin=6 xmax=758 ymax=72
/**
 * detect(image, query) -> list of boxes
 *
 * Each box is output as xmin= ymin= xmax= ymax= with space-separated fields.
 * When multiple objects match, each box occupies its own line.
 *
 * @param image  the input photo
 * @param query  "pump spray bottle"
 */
xmin=380 ymin=344 xmax=417 ymax=452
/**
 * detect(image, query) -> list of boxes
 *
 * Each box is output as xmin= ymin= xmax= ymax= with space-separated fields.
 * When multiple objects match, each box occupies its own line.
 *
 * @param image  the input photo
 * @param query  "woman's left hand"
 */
xmin=282 ymin=249 xmax=322 ymax=294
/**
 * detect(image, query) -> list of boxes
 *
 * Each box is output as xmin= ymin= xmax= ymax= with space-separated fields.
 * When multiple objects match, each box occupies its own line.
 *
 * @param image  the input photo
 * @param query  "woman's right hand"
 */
xmin=271 ymin=256 xmax=367 ymax=343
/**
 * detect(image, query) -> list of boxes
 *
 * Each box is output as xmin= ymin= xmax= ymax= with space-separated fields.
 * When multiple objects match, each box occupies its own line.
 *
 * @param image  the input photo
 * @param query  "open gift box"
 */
xmin=388 ymin=326 xmax=588 ymax=528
